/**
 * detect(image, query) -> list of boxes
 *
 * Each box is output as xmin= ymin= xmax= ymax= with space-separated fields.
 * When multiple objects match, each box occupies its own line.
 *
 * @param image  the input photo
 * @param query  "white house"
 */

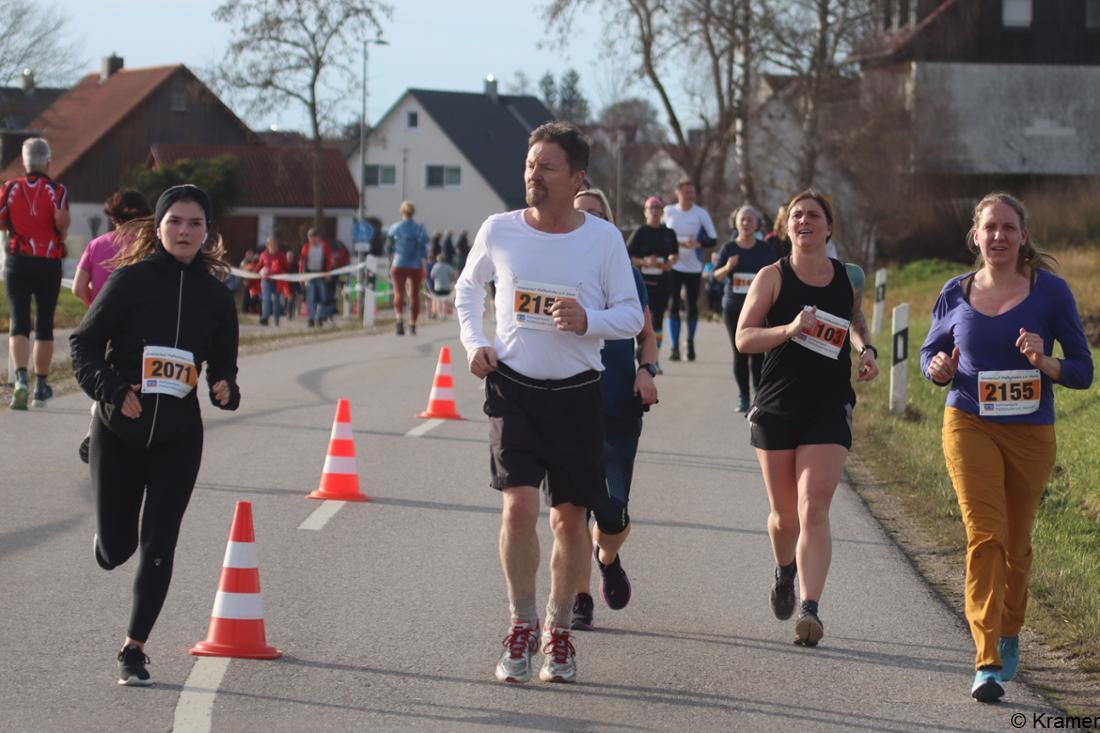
xmin=348 ymin=78 xmax=552 ymax=240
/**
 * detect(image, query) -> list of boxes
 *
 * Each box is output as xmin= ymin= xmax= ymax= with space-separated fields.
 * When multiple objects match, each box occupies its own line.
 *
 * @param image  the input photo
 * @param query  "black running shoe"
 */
xmin=409 ymin=323 xmax=417 ymax=335
xmin=669 ymin=346 xmax=681 ymax=362
xmin=395 ymin=321 xmax=405 ymax=335
xmin=31 ymin=382 xmax=53 ymax=408
xmin=79 ymin=435 xmax=91 ymax=464
xmin=794 ymin=606 xmax=824 ymax=647
xmin=570 ymin=592 xmax=594 ymax=630
xmin=117 ymin=645 xmax=152 ymax=686
xmin=687 ymin=341 xmax=696 ymax=361
xmin=770 ymin=565 xmax=796 ymax=620
xmin=595 ymin=545 xmax=632 ymax=610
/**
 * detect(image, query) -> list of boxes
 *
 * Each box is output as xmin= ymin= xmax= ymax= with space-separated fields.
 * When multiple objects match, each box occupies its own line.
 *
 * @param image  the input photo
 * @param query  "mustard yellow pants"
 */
xmin=942 ymin=407 xmax=1056 ymax=670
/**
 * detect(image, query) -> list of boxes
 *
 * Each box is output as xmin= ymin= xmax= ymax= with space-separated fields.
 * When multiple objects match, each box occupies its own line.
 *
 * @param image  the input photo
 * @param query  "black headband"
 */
xmin=154 ymin=184 xmax=213 ymax=228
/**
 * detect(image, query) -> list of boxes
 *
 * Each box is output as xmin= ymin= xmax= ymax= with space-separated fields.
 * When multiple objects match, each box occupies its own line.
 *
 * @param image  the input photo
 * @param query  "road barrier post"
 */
xmin=872 ymin=268 xmax=887 ymax=336
xmin=890 ymin=303 xmax=909 ymax=415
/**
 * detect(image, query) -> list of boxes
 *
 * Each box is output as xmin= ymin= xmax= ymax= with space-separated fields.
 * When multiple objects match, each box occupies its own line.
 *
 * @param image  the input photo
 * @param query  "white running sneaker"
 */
xmin=539 ymin=625 xmax=577 ymax=683
xmin=495 ymin=619 xmax=540 ymax=684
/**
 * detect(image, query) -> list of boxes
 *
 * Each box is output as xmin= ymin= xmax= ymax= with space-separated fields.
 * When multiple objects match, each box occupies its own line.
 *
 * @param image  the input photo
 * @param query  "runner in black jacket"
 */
xmin=70 ymin=185 xmax=240 ymax=686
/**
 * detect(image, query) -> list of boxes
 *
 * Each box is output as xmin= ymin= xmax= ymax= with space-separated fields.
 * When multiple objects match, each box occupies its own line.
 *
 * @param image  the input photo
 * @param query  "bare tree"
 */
xmin=212 ymin=0 xmax=390 ymax=230
xmin=545 ymin=0 xmax=761 ymax=217
xmin=758 ymin=0 xmax=878 ymax=188
xmin=0 ymin=0 xmax=83 ymax=88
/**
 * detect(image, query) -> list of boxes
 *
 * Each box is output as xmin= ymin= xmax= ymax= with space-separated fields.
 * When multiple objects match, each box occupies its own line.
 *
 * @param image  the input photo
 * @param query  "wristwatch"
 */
xmin=859 ymin=344 xmax=878 ymax=360
xmin=637 ymin=363 xmax=658 ymax=378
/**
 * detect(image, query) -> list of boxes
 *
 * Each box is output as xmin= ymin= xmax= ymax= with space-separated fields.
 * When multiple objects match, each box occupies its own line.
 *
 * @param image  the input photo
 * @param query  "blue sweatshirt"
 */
xmin=387 ymin=219 xmax=429 ymax=268
xmin=920 ymin=269 xmax=1094 ymax=424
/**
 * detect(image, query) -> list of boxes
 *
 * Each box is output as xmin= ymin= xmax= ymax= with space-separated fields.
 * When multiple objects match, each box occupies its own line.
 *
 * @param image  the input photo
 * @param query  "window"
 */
xmin=1002 ymin=0 xmax=1031 ymax=28
xmin=1088 ymin=0 xmax=1100 ymax=29
xmin=405 ymin=110 xmax=418 ymax=129
xmin=426 ymin=165 xmax=461 ymax=189
xmin=170 ymin=83 xmax=187 ymax=112
xmin=363 ymin=164 xmax=396 ymax=187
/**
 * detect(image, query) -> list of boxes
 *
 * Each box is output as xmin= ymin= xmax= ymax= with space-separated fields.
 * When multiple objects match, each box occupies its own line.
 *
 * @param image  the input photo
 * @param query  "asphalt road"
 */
xmin=0 ymin=317 xmax=1059 ymax=732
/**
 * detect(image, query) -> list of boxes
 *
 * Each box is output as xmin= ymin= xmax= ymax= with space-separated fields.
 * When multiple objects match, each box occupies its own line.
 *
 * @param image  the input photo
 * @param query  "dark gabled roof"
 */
xmin=849 ymin=0 xmax=959 ymax=66
xmin=0 ymin=86 xmax=67 ymax=130
xmin=406 ymin=89 xmax=553 ymax=210
xmin=149 ymin=143 xmax=360 ymax=209
xmin=1 ymin=65 xmax=253 ymax=182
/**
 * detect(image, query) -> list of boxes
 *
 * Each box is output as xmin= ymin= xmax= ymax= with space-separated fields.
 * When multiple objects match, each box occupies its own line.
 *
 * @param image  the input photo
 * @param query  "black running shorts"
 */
xmin=484 ymin=362 xmax=605 ymax=509
xmin=747 ymin=403 xmax=853 ymax=451
xmin=4 ymin=255 xmax=62 ymax=339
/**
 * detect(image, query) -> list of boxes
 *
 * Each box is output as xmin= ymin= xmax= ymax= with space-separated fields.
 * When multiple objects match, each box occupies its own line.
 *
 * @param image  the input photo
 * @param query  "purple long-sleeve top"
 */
xmin=920 ymin=269 xmax=1094 ymax=425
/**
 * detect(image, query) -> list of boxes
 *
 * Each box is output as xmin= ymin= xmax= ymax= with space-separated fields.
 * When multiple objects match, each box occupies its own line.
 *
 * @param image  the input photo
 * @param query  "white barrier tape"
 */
xmin=61 ymin=277 xmax=74 ymax=289
xmin=229 ymin=260 xmax=372 ymax=282
xmin=322 ymin=455 xmax=358 ymax=475
xmin=330 ymin=421 xmax=354 ymax=441
xmin=221 ymin=541 xmax=258 ymax=569
xmin=211 ymin=591 xmax=265 ymax=620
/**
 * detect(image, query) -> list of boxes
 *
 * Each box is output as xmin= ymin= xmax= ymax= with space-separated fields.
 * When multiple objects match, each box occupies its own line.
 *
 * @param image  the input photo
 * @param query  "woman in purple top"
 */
xmin=73 ymin=190 xmax=151 ymax=305
xmin=920 ymin=192 xmax=1093 ymax=703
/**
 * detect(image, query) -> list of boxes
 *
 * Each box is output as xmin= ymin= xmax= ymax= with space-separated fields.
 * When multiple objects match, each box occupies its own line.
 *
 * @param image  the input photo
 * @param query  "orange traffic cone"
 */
xmin=307 ymin=399 xmax=369 ymax=501
xmin=417 ymin=346 xmax=466 ymax=420
xmin=190 ymin=501 xmax=280 ymax=659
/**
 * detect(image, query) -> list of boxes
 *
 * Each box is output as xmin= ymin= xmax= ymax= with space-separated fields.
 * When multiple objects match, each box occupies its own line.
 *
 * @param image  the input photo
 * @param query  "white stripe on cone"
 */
xmin=330 ymin=422 xmax=353 ymax=440
xmin=428 ymin=387 xmax=455 ymax=401
xmin=435 ymin=363 xmax=452 ymax=377
xmin=322 ymin=455 xmax=358 ymax=475
xmin=212 ymin=591 xmax=266 ymax=620
xmin=222 ymin=541 xmax=258 ymax=569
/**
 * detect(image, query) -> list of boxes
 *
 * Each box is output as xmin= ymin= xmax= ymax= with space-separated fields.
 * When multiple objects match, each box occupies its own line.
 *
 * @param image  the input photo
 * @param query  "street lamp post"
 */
xmin=358 ymin=38 xmax=388 ymax=317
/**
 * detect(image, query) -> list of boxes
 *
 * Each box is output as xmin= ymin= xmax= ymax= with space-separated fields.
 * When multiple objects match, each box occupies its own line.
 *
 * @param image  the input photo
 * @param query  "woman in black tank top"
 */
xmin=734 ymin=190 xmax=880 ymax=647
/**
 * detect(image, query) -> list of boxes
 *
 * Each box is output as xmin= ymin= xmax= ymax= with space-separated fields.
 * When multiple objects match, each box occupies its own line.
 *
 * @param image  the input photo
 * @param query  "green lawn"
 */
xmin=0 ymin=285 xmax=88 ymax=333
xmin=853 ymin=253 xmax=1100 ymax=673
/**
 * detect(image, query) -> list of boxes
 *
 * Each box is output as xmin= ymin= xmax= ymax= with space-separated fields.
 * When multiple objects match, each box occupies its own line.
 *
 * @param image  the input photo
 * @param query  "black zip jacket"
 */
xmin=70 ymin=243 xmax=240 ymax=448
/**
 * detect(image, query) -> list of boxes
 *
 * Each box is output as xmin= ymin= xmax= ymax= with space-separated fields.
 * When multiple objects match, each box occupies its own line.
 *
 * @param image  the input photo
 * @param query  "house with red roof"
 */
xmin=1 ymin=56 xmax=360 ymax=263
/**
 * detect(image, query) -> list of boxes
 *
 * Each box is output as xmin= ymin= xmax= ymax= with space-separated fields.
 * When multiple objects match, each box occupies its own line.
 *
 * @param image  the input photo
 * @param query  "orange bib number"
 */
xmin=977 ymin=369 xmax=1040 ymax=417
xmin=513 ymin=279 xmax=579 ymax=331
xmin=792 ymin=307 xmax=850 ymax=360
xmin=142 ymin=346 xmax=198 ymax=398
xmin=731 ymin=272 xmax=755 ymax=295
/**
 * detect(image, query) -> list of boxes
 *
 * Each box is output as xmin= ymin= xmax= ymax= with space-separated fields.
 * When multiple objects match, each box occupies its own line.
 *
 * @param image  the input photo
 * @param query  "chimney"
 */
xmin=484 ymin=74 xmax=498 ymax=102
xmin=101 ymin=54 xmax=124 ymax=83
xmin=21 ymin=69 xmax=34 ymax=94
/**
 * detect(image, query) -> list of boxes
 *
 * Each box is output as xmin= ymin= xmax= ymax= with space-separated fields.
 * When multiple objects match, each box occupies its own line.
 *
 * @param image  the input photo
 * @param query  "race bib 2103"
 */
xmin=792 ymin=307 xmax=850 ymax=360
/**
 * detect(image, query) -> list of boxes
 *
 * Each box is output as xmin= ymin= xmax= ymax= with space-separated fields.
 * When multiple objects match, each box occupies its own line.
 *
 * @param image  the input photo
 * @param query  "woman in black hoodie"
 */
xmin=71 ymin=185 xmax=241 ymax=686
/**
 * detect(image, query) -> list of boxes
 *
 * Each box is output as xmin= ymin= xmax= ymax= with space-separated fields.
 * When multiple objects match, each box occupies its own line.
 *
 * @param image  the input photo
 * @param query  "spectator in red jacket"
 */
xmin=1 ymin=137 xmax=70 ymax=409
xmin=299 ymin=227 xmax=332 ymax=326
xmin=258 ymin=236 xmax=289 ymax=325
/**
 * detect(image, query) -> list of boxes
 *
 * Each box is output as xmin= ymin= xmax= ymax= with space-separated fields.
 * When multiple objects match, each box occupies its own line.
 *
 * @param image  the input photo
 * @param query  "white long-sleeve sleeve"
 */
xmin=583 ymin=240 xmax=643 ymax=340
xmin=454 ymin=221 xmax=494 ymax=360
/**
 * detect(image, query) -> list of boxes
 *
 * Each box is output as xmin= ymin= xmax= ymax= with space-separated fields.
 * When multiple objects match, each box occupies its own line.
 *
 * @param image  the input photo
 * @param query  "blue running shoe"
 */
xmin=971 ymin=667 xmax=1004 ymax=703
xmin=999 ymin=636 xmax=1019 ymax=681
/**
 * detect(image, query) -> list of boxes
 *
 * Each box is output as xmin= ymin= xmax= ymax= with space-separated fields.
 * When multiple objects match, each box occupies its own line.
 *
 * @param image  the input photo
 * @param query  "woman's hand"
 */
xmin=786 ymin=306 xmax=817 ymax=340
xmin=121 ymin=384 xmax=142 ymax=419
xmin=211 ymin=380 xmax=231 ymax=406
xmin=1016 ymin=328 xmax=1045 ymax=367
xmin=857 ymin=350 xmax=879 ymax=382
xmin=927 ymin=346 xmax=960 ymax=384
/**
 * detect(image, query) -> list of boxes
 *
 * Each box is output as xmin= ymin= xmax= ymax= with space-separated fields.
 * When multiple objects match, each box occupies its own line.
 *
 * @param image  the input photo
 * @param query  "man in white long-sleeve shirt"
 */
xmin=455 ymin=122 xmax=643 ymax=685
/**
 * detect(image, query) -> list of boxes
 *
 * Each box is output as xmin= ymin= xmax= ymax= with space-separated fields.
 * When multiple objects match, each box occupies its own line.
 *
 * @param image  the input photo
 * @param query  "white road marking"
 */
xmin=405 ymin=419 xmax=445 ymax=438
xmin=297 ymin=500 xmax=346 ymax=530
xmin=172 ymin=657 xmax=230 ymax=733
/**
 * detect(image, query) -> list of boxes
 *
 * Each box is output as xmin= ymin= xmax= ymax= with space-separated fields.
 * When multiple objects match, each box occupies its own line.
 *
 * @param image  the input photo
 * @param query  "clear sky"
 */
xmin=44 ymin=0 xmax=619 ymax=134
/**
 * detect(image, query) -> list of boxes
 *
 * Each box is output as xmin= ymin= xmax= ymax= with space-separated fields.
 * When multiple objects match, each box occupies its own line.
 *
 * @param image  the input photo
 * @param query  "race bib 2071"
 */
xmin=142 ymin=345 xmax=198 ymax=398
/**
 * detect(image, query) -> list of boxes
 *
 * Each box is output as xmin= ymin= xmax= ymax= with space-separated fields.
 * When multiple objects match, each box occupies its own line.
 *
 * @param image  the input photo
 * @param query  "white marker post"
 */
xmin=871 ymin=268 xmax=887 ymax=336
xmin=890 ymin=303 xmax=909 ymax=415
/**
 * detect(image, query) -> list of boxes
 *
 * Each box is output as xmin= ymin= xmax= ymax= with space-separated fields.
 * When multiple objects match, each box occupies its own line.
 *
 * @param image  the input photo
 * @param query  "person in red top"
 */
xmin=299 ymin=227 xmax=332 ymax=327
xmin=257 ymin=236 xmax=289 ymax=326
xmin=1 ymin=137 xmax=71 ymax=409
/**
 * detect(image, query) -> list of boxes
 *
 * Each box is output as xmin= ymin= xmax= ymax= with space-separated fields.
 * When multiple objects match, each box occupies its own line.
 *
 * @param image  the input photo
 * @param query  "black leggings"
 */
xmin=645 ymin=283 xmax=669 ymax=331
xmin=91 ymin=417 xmax=203 ymax=642
xmin=668 ymin=271 xmax=701 ymax=323
xmin=4 ymin=256 xmax=61 ymax=339
xmin=723 ymin=299 xmax=763 ymax=398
